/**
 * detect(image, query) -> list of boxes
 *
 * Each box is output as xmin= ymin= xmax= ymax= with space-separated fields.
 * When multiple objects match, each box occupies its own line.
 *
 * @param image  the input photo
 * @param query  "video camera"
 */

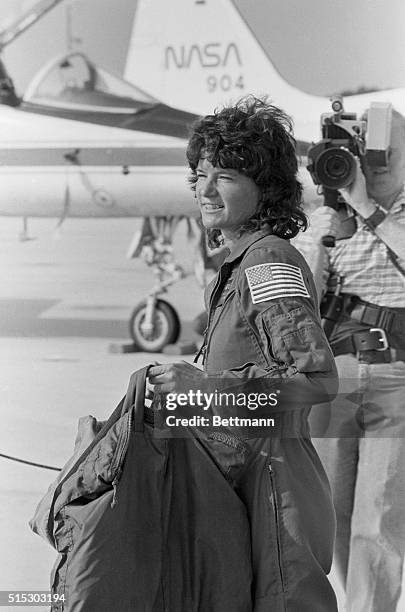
xmin=307 ymin=97 xmax=392 ymax=245
xmin=307 ymin=97 xmax=392 ymax=190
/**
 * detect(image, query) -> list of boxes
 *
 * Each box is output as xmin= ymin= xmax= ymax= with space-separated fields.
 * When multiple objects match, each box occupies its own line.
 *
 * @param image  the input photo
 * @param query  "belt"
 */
xmin=349 ymin=300 xmax=405 ymax=334
xmin=332 ymin=328 xmax=405 ymax=363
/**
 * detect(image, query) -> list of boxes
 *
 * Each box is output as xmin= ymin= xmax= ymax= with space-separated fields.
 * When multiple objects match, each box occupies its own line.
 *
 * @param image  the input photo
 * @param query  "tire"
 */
xmin=129 ymin=299 xmax=180 ymax=352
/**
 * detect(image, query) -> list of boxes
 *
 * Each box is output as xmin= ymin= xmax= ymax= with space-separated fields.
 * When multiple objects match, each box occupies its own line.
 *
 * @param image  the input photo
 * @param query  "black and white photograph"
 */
xmin=1 ymin=1 xmax=405 ymax=610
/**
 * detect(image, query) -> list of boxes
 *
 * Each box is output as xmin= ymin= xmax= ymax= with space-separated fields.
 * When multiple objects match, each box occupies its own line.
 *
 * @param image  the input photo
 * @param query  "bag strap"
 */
xmin=56 ymin=365 xmax=150 ymax=486
xmin=121 ymin=367 xmax=149 ymax=432
xmin=362 ymin=222 xmax=405 ymax=280
xmin=386 ymin=245 xmax=405 ymax=279
xmin=41 ymin=366 xmax=151 ymax=546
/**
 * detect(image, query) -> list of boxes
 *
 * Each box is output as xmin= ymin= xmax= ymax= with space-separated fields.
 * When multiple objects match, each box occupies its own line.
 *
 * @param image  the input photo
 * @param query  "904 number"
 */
xmin=207 ymin=74 xmax=244 ymax=93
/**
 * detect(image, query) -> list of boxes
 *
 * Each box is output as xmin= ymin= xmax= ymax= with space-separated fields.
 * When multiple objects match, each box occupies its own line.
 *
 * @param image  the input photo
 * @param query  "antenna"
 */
xmin=65 ymin=1 xmax=82 ymax=51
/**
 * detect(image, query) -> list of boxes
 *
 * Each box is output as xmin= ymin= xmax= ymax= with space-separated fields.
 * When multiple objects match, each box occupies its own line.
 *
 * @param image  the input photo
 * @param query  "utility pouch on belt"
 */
xmin=320 ymin=276 xmax=343 ymax=338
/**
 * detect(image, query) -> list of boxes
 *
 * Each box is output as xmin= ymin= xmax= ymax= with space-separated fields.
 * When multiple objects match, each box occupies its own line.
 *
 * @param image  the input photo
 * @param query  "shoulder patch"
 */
xmin=245 ymin=262 xmax=310 ymax=304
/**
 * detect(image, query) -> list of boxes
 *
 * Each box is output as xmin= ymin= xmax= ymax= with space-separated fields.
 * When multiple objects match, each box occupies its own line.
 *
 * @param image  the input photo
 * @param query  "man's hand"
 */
xmin=307 ymin=207 xmax=341 ymax=245
xmin=339 ymin=157 xmax=375 ymax=218
xmin=148 ymin=361 xmax=206 ymax=393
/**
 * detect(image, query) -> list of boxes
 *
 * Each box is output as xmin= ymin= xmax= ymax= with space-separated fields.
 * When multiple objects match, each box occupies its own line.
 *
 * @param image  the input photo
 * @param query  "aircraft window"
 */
xmin=24 ymin=52 xmax=158 ymax=112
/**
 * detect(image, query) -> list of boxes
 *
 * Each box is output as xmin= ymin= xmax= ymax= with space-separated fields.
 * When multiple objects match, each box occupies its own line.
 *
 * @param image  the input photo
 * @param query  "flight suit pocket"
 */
xmin=258 ymin=300 xmax=334 ymax=373
xmin=205 ymin=430 xmax=251 ymax=483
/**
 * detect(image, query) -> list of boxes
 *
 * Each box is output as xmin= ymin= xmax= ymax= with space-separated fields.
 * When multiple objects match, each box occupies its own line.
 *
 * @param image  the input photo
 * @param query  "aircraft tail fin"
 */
xmin=124 ymin=0 xmax=318 ymax=125
xmin=124 ymin=0 xmax=405 ymax=143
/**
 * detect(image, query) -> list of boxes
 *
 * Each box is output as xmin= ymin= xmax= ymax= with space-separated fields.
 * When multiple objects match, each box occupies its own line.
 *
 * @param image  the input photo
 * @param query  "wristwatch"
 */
xmin=364 ymin=203 xmax=387 ymax=230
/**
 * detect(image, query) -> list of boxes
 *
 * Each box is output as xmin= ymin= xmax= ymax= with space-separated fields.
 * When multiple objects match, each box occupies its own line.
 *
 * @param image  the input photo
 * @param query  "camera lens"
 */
xmin=316 ymin=147 xmax=356 ymax=189
xmin=325 ymin=155 xmax=350 ymax=178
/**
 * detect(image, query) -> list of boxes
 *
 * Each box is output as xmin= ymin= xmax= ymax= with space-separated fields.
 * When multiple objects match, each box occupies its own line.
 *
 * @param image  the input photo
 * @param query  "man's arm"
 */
xmin=340 ymin=157 xmax=405 ymax=260
xmin=293 ymin=207 xmax=340 ymax=301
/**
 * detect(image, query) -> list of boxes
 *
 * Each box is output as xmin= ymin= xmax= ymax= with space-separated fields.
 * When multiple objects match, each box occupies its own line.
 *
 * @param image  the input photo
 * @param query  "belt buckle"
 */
xmin=369 ymin=327 xmax=389 ymax=351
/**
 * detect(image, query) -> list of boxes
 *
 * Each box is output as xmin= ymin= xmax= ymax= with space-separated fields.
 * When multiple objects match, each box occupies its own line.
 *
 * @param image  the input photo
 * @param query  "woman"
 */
xmin=149 ymin=97 xmax=338 ymax=611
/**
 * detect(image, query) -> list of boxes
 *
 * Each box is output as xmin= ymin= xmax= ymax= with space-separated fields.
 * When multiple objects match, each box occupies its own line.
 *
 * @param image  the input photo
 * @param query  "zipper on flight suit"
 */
xmin=194 ymin=327 xmax=208 ymax=364
xmin=194 ymin=263 xmax=232 ymax=365
xmin=110 ymin=407 xmax=134 ymax=508
xmin=267 ymin=463 xmax=287 ymax=594
xmin=203 ymin=288 xmax=236 ymax=364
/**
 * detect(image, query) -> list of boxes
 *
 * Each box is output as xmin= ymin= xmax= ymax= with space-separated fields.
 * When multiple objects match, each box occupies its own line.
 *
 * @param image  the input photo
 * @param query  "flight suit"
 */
xmin=198 ymin=229 xmax=339 ymax=612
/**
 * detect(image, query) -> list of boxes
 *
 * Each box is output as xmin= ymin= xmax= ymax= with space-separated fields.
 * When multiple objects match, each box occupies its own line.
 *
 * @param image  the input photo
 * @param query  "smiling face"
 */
xmin=364 ymin=115 xmax=405 ymax=207
xmin=195 ymin=158 xmax=261 ymax=243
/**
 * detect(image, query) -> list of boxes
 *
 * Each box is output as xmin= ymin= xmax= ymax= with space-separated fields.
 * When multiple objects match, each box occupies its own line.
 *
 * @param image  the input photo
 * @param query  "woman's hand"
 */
xmin=148 ymin=361 xmax=206 ymax=393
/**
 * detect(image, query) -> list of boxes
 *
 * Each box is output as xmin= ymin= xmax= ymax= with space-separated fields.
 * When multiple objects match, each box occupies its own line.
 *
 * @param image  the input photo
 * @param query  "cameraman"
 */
xmin=295 ymin=109 xmax=405 ymax=612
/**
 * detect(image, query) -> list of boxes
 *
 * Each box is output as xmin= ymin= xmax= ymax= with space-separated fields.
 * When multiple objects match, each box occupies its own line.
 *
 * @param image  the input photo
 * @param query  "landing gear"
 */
xmin=128 ymin=216 xmax=198 ymax=352
xmin=129 ymin=298 xmax=180 ymax=352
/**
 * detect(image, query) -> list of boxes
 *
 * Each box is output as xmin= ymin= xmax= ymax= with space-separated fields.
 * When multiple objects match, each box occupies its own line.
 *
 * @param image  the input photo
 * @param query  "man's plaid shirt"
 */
xmin=294 ymin=187 xmax=405 ymax=307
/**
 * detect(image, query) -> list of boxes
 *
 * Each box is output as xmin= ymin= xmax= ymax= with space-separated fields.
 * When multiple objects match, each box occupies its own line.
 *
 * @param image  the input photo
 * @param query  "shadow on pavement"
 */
xmin=0 ymin=298 xmax=196 ymax=341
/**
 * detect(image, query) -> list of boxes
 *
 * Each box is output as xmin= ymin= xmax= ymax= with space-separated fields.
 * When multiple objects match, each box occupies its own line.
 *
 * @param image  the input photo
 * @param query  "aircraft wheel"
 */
xmin=129 ymin=299 xmax=180 ymax=352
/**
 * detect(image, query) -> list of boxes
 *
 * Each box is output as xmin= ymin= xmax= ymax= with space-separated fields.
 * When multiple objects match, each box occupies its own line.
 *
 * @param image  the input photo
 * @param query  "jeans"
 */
xmin=312 ymin=354 xmax=405 ymax=612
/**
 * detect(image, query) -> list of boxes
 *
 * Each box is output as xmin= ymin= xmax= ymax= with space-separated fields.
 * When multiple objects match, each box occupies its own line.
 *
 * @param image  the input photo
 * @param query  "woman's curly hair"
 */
xmin=186 ymin=96 xmax=307 ymax=247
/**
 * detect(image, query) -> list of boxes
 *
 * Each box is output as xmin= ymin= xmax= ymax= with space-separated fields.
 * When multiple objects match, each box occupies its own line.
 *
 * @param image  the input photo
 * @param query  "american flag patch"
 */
xmin=245 ymin=263 xmax=310 ymax=304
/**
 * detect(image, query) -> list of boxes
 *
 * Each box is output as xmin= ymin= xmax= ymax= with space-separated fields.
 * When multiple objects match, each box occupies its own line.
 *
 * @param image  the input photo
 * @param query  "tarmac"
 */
xmin=0 ymin=217 xmax=348 ymax=610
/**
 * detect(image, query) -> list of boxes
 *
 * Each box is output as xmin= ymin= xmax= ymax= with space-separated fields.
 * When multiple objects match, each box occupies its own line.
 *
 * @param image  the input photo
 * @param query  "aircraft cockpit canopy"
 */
xmin=20 ymin=51 xmax=197 ymax=139
xmin=23 ymin=52 xmax=158 ymax=113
